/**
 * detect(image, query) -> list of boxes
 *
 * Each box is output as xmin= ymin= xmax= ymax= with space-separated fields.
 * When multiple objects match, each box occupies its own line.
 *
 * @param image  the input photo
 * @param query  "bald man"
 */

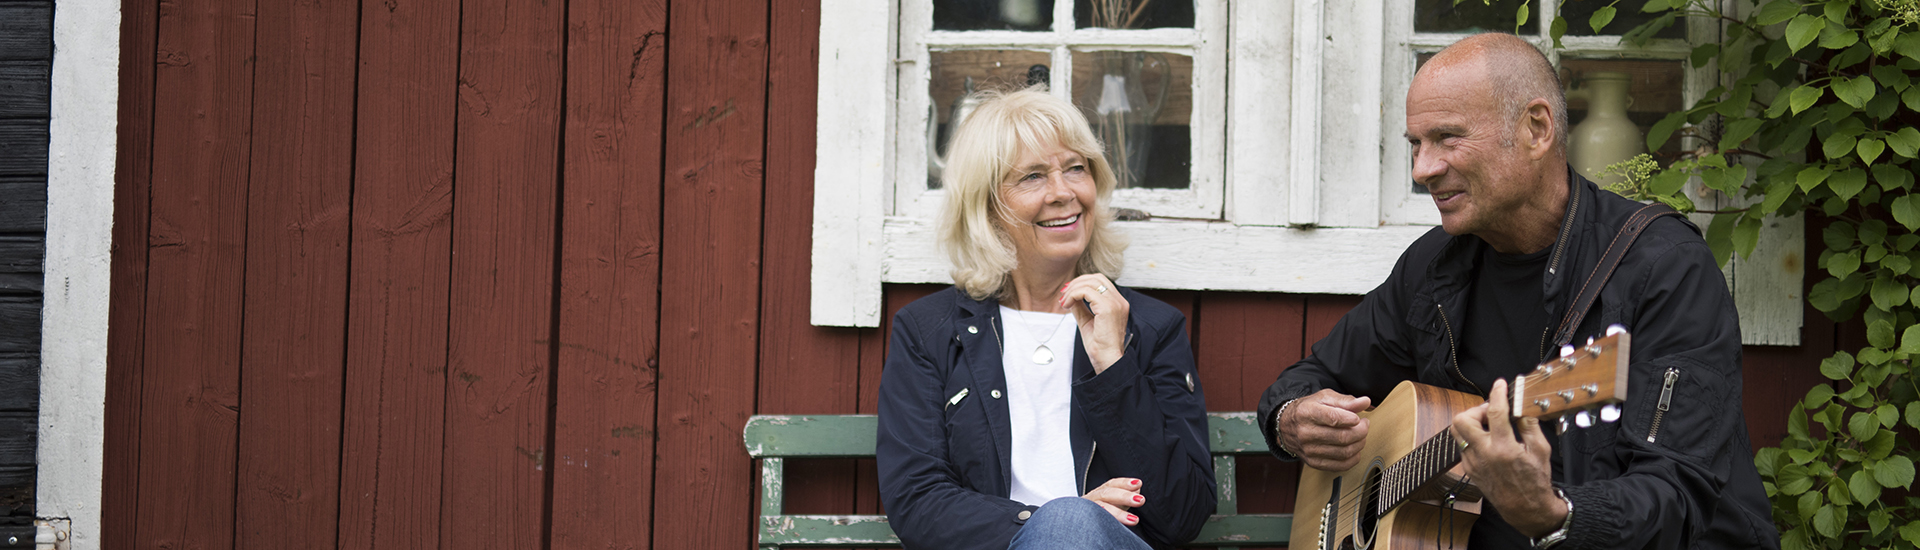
xmin=1256 ymin=33 xmax=1778 ymax=549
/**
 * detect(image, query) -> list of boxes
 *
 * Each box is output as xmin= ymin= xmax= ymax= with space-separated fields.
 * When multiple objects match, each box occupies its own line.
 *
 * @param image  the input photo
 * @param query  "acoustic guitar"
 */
xmin=1289 ymin=329 xmax=1631 ymax=550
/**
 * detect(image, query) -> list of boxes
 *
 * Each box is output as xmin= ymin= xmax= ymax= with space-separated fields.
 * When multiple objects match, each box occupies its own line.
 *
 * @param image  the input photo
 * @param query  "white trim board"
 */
xmin=39 ymin=0 xmax=119 ymax=547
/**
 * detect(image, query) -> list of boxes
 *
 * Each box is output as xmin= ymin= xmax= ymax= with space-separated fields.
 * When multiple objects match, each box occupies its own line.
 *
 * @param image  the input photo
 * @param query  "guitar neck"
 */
xmin=1376 ymin=429 xmax=1467 ymax=514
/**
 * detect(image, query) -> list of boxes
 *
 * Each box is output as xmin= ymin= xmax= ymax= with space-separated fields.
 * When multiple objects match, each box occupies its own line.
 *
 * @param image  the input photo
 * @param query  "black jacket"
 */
xmin=876 ymin=286 xmax=1216 ymax=550
xmin=1256 ymin=169 xmax=1779 ymax=549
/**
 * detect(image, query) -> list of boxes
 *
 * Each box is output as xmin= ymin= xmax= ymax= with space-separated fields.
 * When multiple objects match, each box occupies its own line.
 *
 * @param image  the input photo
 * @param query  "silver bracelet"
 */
xmin=1532 ymin=488 xmax=1573 ymax=549
xmin=1273 ymin=397 xmax=1302 ymax=457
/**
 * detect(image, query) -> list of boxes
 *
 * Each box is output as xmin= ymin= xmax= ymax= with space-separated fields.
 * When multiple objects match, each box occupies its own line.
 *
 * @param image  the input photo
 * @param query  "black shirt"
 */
xmin=1460 ymin=243 xmax=1554 ymax=393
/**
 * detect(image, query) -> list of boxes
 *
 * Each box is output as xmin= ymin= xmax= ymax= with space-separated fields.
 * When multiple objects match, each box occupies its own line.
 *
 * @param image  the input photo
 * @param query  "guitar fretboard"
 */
xmin=1375 ymin=429 xmax=1465 ymax=515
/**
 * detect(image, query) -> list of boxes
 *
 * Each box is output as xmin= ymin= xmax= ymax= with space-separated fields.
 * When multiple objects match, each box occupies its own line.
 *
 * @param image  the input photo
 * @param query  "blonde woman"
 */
xmin=875 ymin=87 xmax=1214 ymax=550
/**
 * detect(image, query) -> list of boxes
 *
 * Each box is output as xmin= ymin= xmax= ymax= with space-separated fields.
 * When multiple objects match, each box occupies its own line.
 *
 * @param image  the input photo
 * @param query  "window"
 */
xmin=811 ymin=0 xmax=1801 ymax=346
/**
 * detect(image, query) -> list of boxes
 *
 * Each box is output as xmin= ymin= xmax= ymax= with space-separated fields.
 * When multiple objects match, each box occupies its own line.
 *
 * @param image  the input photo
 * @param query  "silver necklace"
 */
xmin=1010 ymin=307 xmax=1073 ymax=365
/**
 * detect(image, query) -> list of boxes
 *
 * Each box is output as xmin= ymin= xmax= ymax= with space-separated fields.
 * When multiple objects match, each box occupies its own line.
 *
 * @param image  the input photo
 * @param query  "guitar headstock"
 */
xmin=1510 ymin=326 xmax=1631 ymax=425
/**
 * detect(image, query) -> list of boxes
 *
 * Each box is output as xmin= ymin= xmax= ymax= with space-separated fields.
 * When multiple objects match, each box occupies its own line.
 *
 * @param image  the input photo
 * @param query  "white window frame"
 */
xmin=812 ymin=0 xmax=1801 ymax=346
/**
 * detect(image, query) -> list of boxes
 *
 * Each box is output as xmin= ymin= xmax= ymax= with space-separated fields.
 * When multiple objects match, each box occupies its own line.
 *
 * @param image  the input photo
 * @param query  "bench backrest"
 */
xmin=742 ymin=412 xmax=1291 ymax=548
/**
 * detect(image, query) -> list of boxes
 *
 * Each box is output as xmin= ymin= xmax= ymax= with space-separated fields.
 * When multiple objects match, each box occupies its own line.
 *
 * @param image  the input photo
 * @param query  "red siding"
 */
xmin=102 ymin=0 xmax=1833 ymax=548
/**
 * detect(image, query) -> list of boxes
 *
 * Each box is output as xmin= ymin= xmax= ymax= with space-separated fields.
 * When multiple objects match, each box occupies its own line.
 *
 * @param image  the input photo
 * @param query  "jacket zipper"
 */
xmin=1436 ymin=304 xmax=1484 ymax=395
xmin=1546 ymin=177 xmax=1581 ymax=276
xmin=1647 ymin=368 xmax=1680 ymax=443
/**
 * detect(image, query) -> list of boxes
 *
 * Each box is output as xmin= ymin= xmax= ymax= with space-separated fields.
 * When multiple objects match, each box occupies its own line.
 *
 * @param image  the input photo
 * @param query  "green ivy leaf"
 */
xmin=1814 ymin=504 xmax=1842 ymax=538
xmin=1703 ymin=165 xmax=1746 ymax=194
xmin=1826 ymin=134 xmax=1860 ymax=160
xmin=1755 ymin=0 xmax=1800 ymax=24
xmin=1820 ymin=27 xmax=1860 ymax=51
xmin=1877 ymin=165 xmax=1916 ymax=193
xmin=1869 ymin=316 xmax=1898 ymax=345
xmin=1873 ymin=65 xmax=1912 ymax=92
xmin=1590 ymin=6 xmax=1617 ymax=32
xmin=1878 ymin=403 xmax=1899 ymax=427
xmin=1851 ymin=470 xmax=1882 ymax=504
xmin=1706 ymin=213 xmax=1736 ymax=266
xmin=1851 ymin=411 xmax=1881 ymax=440
xmin=1829 ymin=475 xmax=1853 ymax=505
xmin=1550 ymin=15 xmax=1568 ymax=49
xmin=1648 ymin=111 xmax=1689 ymax=150
xmin=1515 ymin=2 xmax=1531 ymax=33
xmin=1888 ymin=127 xmax=1920 ymax=158
xmin=1902 ymin=521 xmax=1920 ymax=546
xmin=1648 ymin=167 xmax=1690 ymax=196
xmin=1734 ymin=216 xmax=1761 ymax=259
xmin=1787 ymin=14 xmax=1826 ymax=52
xmin=1871 ymin=509 xmax=1891 ymax=536
xmin=1830 ymin=168 xmax=1868 ymax=200
xmin=1867 ymin=429 xmax=1896 ymax=460
xmin=1859 ymin=139 xmax=1886 ymax=165
xmin=1822 ymin=0 xmax=1847 ymax=23
xmin=1877 ymin=455 xmax=1916 ymax=489
xmin=1821 ymin=352 xmax=1856 ymax=380
xmin=1898 ymin=32 xmax=1920 ymax=62
xmin=1829 ymin=250 xmax=1862 ymax=278
xmin=1798 ymin=165 xmax=1832 ymax=191
xmin=1860 ymin=220 xmax=1887 ymax=246
xmin=1892 ymin=195 xmax=1920 ymax=231
xmin=1792 ymin=84 xmax=1825 ymax=114
xmin=1812 ymin=278 xmax=1843 ymax=311
xmin=1833 ymin=75 xmax=1877 ymax=108
xmin=1720 ymin=118 xmax=1764 ymax=150
xmin=1783 ymin=465 xmax=1816 ymax=495
xmin=1690 ymin=42 xmax=1718 ymax=68
xmin=1882 ymin=254 xmax=1911 ymax=274
xmin=1908 ymin=401 xmax=1920 ymax=429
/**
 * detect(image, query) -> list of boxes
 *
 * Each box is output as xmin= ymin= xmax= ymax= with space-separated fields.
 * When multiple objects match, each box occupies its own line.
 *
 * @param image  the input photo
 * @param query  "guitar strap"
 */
xmin=1548 ymin=202 xmax=1685 ymax=351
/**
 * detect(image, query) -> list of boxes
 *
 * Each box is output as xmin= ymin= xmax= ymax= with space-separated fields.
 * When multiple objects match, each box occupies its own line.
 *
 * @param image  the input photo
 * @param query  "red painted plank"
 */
xmin=103 ymin=0 xmax=158 ymax=543
xmin=652 ymin=0 xmax=772 ymax=546
xmin=337 ymin=0 xmax=460 ymax=547
xmin=755 ymin=0 xmax=868 ymax=520
xmin=233 ymin=0 xmax=357 ymax=546
xmin=441 ymin=0 xmax=566 ymax=544
xmin=1193 ymin=292 xmax=1305 ymax=411
xmin=133 ymin=0 xmax=256 ymax=546
xmin=1303 ymin=294 xmax=1362 ymax=350
xmin=548 ymin=0 xmax=669 ymax=545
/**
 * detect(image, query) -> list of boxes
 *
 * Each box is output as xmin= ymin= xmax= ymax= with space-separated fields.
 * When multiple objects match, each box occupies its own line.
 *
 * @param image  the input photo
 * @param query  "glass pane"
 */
xmin=928 ymin=50 xmax=1055 ymax=189
xmin=1558 ymin=0 xmax=1686 ymax=38
xmin=1074 ymin=0 xmax=1194 ymax=29
xmin=1070 ymin=50 xmax=1192 ymax=189
xmin=934 ymin=0 xmax=1054 ymax=31
xmin=1414 ymin=0 xmax=1525 ymax=33
xmin=1561 ymin=59 xmax=1687 ymax=182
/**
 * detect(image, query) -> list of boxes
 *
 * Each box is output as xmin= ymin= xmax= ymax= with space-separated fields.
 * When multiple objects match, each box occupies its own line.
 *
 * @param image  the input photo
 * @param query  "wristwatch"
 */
xmin=1532 ymin=488 xmax=1573 ymax=548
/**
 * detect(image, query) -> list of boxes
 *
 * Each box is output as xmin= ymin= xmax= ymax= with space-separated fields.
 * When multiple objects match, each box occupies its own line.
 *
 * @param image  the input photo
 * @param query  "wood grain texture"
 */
xmin=0 ymin=410 xmax=28 ymax=518
xmin=0 ymin=61 xmax=50 ymax=118
xmin=443 ymin=0 xmax=565 ymax=544
xmin=0 ymin=353 xmax=33 ymax=412
xmin=653 ymin=0 xmax=770 ymax=546
xmin=232 ymin=0 xmax=358 ymax=545
xmin=0 ymin=177 xmax=45 ymax=231
xmin=1194 ymin=292 xmax=1305 ymax=410
xmin=133 ymin=0 xmax=256 ymax=545
xmin=338 ymin=0 xmax=460 ymax=547
xmin=103 ymin=0 xmax=158 ymax=542
xmin=0 ymin=119 xmax=47 ymax=175
xmin=0 ymin=234 xmax=42 ymax=293
xmin=0 ymin=3 xmax=50 ymax=62
xmin=549 ymin=0 xmax=668 ymax=546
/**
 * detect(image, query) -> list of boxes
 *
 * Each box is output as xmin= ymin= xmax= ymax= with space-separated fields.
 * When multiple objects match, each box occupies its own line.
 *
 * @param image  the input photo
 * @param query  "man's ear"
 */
xmin=1521 ymin=98 xmax=1555 ymax=160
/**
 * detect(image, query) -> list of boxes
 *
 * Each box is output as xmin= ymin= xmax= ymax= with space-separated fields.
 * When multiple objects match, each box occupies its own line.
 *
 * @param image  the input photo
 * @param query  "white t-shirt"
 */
xmin=999 ymin=306 xmax=1081 ymax=507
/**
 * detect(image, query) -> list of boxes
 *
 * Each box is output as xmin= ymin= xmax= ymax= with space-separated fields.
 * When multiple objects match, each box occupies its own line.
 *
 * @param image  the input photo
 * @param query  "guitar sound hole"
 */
xmin=1355 ymin=460 xmax=1384 ymax=549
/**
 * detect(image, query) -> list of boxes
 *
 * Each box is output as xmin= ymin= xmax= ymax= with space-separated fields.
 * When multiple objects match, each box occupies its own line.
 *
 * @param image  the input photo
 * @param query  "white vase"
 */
xmin=1567 ymin=72 xmax=1644 ymax=185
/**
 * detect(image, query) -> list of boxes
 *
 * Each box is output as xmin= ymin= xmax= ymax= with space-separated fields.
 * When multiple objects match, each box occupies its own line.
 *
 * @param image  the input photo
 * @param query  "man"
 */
xmin=1256 ymin=33 xmax=1779 ymax=549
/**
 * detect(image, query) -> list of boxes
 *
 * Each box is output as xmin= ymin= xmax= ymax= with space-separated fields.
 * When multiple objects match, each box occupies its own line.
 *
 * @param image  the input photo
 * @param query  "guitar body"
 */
xmin=1290 ymin=381 xmax=1487 ymax=550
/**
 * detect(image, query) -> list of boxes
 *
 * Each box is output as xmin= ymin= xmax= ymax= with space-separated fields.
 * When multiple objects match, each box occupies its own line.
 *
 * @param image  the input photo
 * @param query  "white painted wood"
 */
xmin=883 ymin=217 xmax=1432 ymax=294
xmin=924 ymin=28 xmax=1201 ymax=48
xmin=1288 ymin=0 xmax=1322 ymax=226
xmin=40 ymin=0 xmax=119 ymax=547
xmin=811 ymin=0 xmax=895 ymax=327
xmin=1319 ymin=0 xmax=1386 ymax=228
xmin=1225 ymin=0 xmax=1291 ymax=226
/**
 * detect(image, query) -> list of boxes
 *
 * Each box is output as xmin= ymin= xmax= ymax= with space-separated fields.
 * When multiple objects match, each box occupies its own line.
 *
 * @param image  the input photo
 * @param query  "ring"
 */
xmin=1456 ymin=438 xmax=1470 ymax=452
xmin=1097 ymin=285 xmax=1108 ymax=294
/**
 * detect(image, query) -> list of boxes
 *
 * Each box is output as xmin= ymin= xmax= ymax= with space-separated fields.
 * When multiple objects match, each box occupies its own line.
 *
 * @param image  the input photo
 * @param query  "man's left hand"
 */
xmin=1450 ymin=378 xmax=1568 ymax=538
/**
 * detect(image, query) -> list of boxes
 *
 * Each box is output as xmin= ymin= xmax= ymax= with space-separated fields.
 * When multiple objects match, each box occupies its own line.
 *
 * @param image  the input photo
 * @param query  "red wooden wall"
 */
xmin=101 ymin=0 xmax=1832 ymax=548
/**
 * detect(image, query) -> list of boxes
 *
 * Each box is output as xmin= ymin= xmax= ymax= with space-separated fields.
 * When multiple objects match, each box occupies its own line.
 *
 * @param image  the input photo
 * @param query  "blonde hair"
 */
xmin=937 ymin=86 xmax=1128 ymax=301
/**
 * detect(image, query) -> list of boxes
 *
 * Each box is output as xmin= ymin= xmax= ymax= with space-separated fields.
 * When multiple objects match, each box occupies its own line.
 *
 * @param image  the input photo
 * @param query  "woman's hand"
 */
xmin=1080 ymin=477 xmax=1143 ymax=527
xmin=1061 ymin=274 xmax=1129 ymax=373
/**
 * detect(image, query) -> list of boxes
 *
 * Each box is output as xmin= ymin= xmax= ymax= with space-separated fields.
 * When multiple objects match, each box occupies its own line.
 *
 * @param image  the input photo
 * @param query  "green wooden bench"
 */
xmin=742 ymin=412 xmax=1291 ymax=548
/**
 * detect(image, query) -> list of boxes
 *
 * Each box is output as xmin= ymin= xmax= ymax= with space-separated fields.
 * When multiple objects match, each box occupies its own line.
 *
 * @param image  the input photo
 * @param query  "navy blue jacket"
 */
xmin=876 ymin=286 xmax=1216 ymax=550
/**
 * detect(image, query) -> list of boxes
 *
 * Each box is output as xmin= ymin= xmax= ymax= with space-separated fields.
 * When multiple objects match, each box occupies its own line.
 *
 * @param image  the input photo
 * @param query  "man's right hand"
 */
xmin=1277 ymin=389 xmax=1372 ymax=471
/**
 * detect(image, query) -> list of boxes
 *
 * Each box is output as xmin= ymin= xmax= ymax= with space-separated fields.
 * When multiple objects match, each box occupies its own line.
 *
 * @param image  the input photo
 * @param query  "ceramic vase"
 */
xmin=1567 ymin=72 xmax=1644 ymax=185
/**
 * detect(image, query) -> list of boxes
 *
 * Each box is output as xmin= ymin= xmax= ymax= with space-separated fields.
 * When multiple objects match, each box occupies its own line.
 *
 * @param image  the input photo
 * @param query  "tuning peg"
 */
xmin=1600 ymin=404 xmax=1621 ymax=423
xmin=1557 ymin=416 xmax=1570 ymax=435
xmin=1560 ymin=344 xmax=1575 ymax=358
xmin=1606 ymin=324 xmax=1627 ymax=336
xmin=1574 ymin=410 xmax=1594 ymax=428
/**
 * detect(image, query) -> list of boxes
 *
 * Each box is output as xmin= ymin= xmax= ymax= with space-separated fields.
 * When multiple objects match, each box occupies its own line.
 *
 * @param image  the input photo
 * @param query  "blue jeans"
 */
xmin=1006 ymin=497 xmax=1154 ymax=550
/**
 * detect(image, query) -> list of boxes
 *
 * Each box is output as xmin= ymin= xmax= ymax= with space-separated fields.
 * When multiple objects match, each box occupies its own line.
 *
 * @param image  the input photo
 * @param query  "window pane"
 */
xmin=934 ymin=0 xmax=1054 ymax=31
xmin=1558 ymin=0 xmax=1685 ymax=38
xmin=1414 ymin=0 xmax=1525 ymax=33
xmin=1074 ymin=0 xmax=1194 ymax=29
xmin=928 ymin=49 xmax=1054 ymax=189
xmin=1561 ymin=58 xmax=1687 ymax=182
xmin=1070 ymin=50 xmax=1192 ymax=189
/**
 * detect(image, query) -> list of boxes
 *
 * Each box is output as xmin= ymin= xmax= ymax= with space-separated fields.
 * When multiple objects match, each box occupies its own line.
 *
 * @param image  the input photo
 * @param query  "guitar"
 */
xmin=1289 ymin=329 xmax=1631 ymax=550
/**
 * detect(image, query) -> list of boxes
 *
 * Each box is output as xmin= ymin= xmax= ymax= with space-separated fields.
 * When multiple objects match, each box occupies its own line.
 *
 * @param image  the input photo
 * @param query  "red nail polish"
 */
xmin=1126 ymin=514 xmax=1138 ymax=523
xmin=1133 ymin=495 xmax=1144 ymax=504
xmin=1130 ymin=479 xmax=1141 ymax=486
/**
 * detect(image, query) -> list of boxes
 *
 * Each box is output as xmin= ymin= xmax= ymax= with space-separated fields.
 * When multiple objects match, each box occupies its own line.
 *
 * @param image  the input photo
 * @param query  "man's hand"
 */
xmin=1276 ymin=389 xmax=1373 ymax=471
xmin=1450 ymin=378 xmax=1567 ymax=537
xmin=1081 ymin=477 xmax=1143 ymax=526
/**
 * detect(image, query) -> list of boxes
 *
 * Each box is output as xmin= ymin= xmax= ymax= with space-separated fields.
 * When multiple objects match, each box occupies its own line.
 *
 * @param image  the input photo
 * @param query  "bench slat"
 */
xmin=759 ymin=515 xmax=901 ymax=547
xmin=743 ymin=413 xmax=1275 ymax=458
xmin=1191 ymin=514 xmax=1294 ymax=546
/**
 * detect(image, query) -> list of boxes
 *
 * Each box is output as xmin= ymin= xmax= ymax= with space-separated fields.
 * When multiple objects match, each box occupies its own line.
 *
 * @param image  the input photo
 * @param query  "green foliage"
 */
xmin=1550 ymin=0 xmax=1920 ymax=546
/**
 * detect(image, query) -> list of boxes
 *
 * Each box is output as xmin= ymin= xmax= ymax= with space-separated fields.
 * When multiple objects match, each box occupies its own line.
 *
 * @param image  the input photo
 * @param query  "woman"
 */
xmin=875 ymin=87 xmax=1215 ymax=550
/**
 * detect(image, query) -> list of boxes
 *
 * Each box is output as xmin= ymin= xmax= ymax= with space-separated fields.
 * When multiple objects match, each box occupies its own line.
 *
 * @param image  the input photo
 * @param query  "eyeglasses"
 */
xmin=1003 ymin=162 xmax=1093 ymax=192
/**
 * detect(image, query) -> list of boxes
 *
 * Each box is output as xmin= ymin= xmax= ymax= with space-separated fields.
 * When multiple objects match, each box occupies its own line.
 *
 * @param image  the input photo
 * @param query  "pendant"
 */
xmin=1032 ymin=345 xmax=1055 ymax=365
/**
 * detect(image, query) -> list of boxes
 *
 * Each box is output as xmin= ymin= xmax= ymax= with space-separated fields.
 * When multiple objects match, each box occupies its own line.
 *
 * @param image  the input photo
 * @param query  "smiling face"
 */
xmin=995 ymin=139 xmax=1098 ymax=273
xmin=1406 ymin=60 xmax=1540 ymax=243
